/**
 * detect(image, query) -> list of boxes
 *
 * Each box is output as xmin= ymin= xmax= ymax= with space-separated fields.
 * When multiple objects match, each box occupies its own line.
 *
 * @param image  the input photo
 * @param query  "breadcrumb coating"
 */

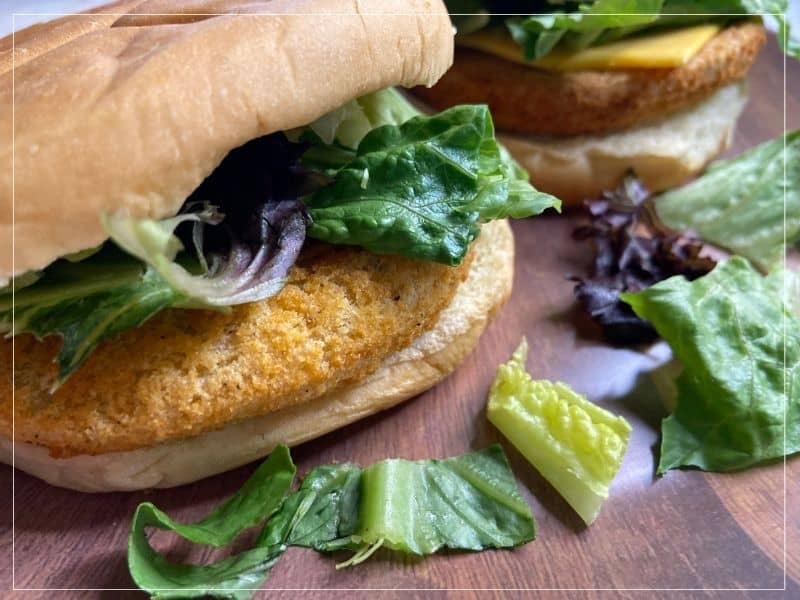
xmin=1 ymin=243 xmax=469 ymax=457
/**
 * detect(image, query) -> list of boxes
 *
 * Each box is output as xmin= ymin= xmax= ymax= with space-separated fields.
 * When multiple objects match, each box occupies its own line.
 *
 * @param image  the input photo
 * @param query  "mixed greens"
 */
xmin=570 ymin=129 xmax=800 ymax=473
xmin=129 ymin=445 xmax=536 ymax=599
xmin=448 ymin=0 xmax=799 ymax=60
xmin=1 ymin=89 xmax=559 ymax=386
xmin=571 ymin=174 xmax=716 ymax=345
xmin=487 ymin=339 xmax=631 ymax=524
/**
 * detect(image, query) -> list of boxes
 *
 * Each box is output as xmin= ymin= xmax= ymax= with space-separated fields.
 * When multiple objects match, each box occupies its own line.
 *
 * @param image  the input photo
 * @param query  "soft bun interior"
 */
xmin=501 ymin=83 xmax=748 ymax=205
xmin=1 ymin=220 xmax=514 ymax=492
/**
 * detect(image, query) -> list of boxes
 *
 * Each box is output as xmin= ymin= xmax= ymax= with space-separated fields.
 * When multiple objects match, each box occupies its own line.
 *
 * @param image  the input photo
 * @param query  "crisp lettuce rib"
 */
xmin=487 ymin=339 xmax=632 ymax=525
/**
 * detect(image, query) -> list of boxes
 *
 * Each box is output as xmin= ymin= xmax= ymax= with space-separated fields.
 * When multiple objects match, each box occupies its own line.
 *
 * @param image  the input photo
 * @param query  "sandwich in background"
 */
xmin=414 ymin=1 xmax=796 ymax=204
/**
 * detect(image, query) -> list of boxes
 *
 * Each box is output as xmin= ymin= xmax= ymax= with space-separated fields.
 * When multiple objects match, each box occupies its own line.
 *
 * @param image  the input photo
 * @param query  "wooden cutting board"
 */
xmin=1 ymin=36 xmax=798 ymax=599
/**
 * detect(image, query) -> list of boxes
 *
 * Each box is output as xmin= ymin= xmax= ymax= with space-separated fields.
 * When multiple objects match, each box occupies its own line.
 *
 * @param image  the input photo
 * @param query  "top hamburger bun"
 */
xmin=1 ymin=0 xmax=522 ymax=492
xmin=0 ymin=0 xmax=454 ymax=281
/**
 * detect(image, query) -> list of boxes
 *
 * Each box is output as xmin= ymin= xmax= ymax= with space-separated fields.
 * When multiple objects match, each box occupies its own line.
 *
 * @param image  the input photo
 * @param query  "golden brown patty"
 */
xmin=414 ymin=20 xmax=765 ymax=137
xmin=2 ymin=244 xmax=469 ymax=457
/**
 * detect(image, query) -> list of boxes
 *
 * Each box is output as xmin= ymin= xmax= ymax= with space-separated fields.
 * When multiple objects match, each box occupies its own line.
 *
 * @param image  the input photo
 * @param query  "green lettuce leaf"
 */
xmin=305 ymin=104 xmax=559 ymax=265
xmin=622 ymin=258 xmax=800 ymax=473
xmin=487 ymin=339 xmax=632 ymax=525
xmin=258 ymin=463 xmax=363 ymax=551
xmin=506 ymin=0 xmax=664 ymax=61
xmin=127 ymin=445 xmax=535 ymax=598
xmin=263 ymin=445 xmax=537 ymax=561
xmin=296 ymin=88 xmax=421 ymax=150
xmin=655 ymin=131 xmax=800 ymax=270
xmin=329 ymin=445 xmax=536 ymax=559
xmin=0 ymin=247 xmax=184 ymax=386
xmin=128 ymin=446 xmax=296 ymax=599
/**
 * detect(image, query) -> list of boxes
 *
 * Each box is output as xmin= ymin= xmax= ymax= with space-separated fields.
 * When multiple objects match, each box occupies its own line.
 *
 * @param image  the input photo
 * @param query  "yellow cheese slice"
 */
xmin=457 ymin=24 xmax=721 ymax=71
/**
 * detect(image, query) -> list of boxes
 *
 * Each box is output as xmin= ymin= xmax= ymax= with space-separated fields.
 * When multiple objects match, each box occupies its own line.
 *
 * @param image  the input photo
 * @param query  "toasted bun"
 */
xmin=413 ymin=20 xmax=764 ymax=137
xmin=500 ymin=83 xmax=747 ymax=205
xmin=0 ymin=0 xmax=454 ymax=281
xmin=1 ymin=220 xmax=513 ymax=492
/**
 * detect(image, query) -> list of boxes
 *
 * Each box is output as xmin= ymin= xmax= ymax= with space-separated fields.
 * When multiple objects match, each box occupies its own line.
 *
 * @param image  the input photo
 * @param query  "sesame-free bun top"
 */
xmin=0 ymin=0 xmax=454 ymax=282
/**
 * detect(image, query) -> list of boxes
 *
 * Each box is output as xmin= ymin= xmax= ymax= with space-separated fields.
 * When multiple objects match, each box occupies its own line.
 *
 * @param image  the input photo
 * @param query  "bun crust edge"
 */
xmin=1 ymin=219 xmax=513 ymax=492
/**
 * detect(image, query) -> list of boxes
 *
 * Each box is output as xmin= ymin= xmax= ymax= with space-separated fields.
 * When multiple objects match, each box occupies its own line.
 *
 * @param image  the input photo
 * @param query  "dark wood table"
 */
xmin=1 ymin=37 xmax=798 ymax=599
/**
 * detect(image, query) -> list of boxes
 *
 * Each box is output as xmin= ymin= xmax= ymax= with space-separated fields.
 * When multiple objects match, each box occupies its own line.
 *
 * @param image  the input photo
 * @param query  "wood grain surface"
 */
xmin=1 ymin=35 xmax=798 ymax=599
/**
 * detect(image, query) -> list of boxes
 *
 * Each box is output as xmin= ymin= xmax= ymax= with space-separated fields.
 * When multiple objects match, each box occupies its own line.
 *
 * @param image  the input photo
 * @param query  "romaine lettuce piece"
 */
xmin=128 ymin=445 xmax=296 ymax=599
xmin=329 ymin=444 xmax=536 ymax=559
xmin=622 ymin=258 xmax=800 ymax=472
xmin=301 ymin=87 xmax=421 ymax=149
xmin=487 ymin=339 xmax=632 ymax=525
xmin=305 ymin=103 xmax=560 ymax=265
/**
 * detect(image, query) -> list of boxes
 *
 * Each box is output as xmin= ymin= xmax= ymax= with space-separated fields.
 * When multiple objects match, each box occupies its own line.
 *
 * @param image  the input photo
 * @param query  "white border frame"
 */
xmin=8 ymin=9 xmax=794 ymax=594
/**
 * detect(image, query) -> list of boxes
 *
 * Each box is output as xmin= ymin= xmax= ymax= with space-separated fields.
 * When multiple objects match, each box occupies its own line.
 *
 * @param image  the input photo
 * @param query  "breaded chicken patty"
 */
xmin=2 ymin=243 xmax=469 ymax=457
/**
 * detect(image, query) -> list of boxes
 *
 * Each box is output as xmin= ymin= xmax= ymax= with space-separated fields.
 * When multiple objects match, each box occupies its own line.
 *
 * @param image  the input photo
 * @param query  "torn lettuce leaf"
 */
xmin=128 ymin=446 xmax=296 ymax=599
xmin=450 ymin=0 xmax=799 ymax=61
xmin=622 ymin=258 xmax=800 ymax=473
xmin=305 ymin=103 xmax=559 ymax=265
xmin=655 ymin=131 xmax=800 ymax=270
xmin=506 ymin=0 xmax=664 ymax=61
xmin=487 ymin=339 xmax=632 ymax=524
xmin=314 ymin=445 xmax=536 ymax=559
xmin=296 ymin=87 xmax=421 ymax=150
xmin=128 ymin=445 xmax=536 ymax=599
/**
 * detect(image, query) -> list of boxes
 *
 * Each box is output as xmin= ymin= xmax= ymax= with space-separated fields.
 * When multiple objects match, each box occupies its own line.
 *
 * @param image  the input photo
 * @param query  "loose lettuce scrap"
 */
xmin=656 ymin=131 xmax=800 ymax=271
xmin=487 ymin=339 xmax=632 ymax=525
xmin=328 ymin=445 xmax=536 ymax=558
xmin=622 ymin=258 xmax=800 ymax=473
xmin=129 ymin=446 xmax=296 ymax=599
xmin=128 ymin=445 xmax=536 ymax=599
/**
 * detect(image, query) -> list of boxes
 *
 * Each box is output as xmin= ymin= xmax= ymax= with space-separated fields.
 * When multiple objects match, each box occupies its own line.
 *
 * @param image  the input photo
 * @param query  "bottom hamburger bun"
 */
xmin=1 ymin=220 xmax=514 ymax=492
xmin=500 ymin=83 xmax=747 ymax=205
